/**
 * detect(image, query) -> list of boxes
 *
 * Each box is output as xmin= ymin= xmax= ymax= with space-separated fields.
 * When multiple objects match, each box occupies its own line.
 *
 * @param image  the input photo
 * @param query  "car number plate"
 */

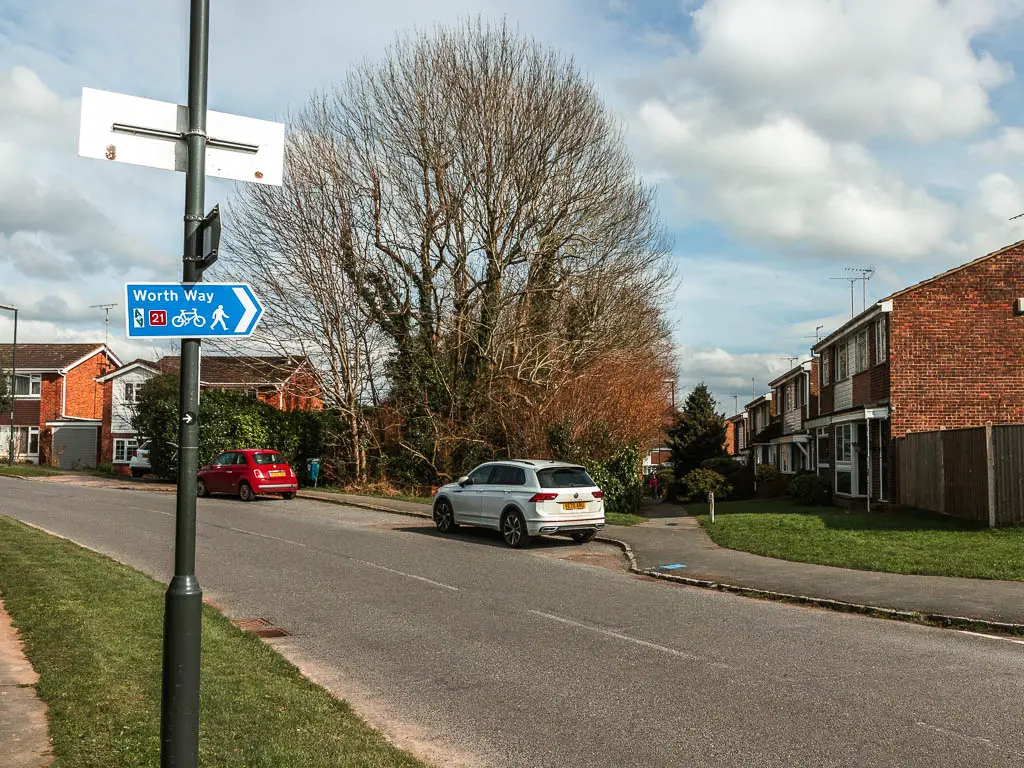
xmin=562 ymin=501 xmax=586 ymax=510
xmin=269 ymin=470 xmax=286 ymax=477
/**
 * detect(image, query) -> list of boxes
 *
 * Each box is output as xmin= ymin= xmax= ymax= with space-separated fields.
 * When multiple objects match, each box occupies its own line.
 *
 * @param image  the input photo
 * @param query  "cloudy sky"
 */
xmin=3 ymin=0 xmax=1024 ymax=414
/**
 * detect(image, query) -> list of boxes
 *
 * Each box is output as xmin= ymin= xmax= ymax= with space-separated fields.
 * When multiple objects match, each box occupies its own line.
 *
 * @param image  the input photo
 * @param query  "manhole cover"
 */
xmin=232 ymin=617 xmax=291 ymax=638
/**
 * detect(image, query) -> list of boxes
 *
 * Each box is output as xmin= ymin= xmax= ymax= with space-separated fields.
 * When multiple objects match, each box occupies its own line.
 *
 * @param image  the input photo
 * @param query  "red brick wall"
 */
xmin=723 ymin=422 xmax=737 ymax=455
xmin=64 ymin=353 xmax=115 ymax=419
xmin=100 ymin=380 xmax=114 ymax=466
xmin=890 ymin=244 xmax=1024 ymax=438
xmin=39 ymin=374 xmax=62 ymax=423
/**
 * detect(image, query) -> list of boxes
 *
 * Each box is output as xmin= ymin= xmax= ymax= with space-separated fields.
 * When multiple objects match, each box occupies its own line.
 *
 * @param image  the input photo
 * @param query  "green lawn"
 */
xmin=0 ymin=516 xmax=425 ymax=768
xmin=605 ymin=511 xmax=646 ymax=527
xmin=0 ymin=465 xmax=64 ymax=477
xmin=690 ymin=500 xmax=1024 ymax=581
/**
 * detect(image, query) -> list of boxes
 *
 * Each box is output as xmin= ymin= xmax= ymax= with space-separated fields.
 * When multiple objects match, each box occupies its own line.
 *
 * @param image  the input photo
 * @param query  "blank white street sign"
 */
xmin=79 ymin=87 xmax=284 ymax=185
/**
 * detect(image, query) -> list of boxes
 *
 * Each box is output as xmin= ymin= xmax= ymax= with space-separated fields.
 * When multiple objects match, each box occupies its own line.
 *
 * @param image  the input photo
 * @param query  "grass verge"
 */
xmin=0 ymin=465 xmax=65 ymax=477
xmin=0 ymin=515 xmax=425 ymax=768
xmin=316 ymin=487 xmax=434 ymax=505
xmin=605 ymin=511 xmax=646 ymax=527
xmin=690 ymin=499 xmax=1024 ymax=581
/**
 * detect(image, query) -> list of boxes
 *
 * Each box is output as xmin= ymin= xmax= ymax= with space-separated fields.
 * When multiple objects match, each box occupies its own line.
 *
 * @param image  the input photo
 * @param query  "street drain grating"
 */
xmin=231 ymin=617 xmax=291 ymax=638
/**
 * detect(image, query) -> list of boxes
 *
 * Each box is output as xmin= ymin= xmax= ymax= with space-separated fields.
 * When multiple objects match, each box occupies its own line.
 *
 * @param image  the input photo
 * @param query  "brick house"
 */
xmin=157 ymin=355 xmax=323 ymax=411
xmin=808 ymin=240 xmax=1024 ymax=507
xmin=723 ymin=412 xmax=747 ymax=461
xmin=744 ymin=392 xmax=778 ymax=467
xmin=1 ymin=344 xmax=121 ymax=467
xmin=97 ymin=355 xmax=323 ymax=472
xmin=768 ymin=359 xmax=818 ymax=475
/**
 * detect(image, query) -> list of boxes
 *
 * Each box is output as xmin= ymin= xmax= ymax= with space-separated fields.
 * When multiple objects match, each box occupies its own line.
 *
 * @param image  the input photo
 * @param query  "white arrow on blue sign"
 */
xmin=124 ymin=282 xmax=264 ymax=339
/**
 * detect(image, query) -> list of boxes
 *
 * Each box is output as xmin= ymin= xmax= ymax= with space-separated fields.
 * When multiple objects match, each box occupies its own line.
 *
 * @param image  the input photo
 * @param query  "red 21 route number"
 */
xmin=149 ymin=310 xmax=168 ymax=327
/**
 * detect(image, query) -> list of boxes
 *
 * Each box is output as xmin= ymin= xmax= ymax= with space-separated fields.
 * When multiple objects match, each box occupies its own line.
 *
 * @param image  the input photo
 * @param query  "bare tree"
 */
xmin=224 ymin=19 xmax=673 ymax=482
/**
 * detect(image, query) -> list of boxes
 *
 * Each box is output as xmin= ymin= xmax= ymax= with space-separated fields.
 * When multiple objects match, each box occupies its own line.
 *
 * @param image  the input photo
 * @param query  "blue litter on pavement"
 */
xmin=658 ymin=564 xmax=687 ymax=570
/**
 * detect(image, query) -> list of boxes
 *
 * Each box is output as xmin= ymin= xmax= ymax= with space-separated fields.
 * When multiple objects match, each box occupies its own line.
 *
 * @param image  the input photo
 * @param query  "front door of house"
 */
xmin=856 ymin=423 xmax=868 ymax=497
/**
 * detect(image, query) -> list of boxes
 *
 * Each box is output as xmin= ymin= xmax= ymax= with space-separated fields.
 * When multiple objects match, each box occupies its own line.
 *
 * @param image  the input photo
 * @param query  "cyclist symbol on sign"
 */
xmin=210 ymin=305 xmax=229 ymax=331
xmin=171 ymin=309 xmax=206 ymax=329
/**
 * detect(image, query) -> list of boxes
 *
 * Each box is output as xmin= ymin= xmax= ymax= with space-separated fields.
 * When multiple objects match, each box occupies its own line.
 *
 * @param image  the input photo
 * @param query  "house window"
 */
xmin=876 ymin=317 xmax=888 ymax=362
xmin=780 ymin=445 xmax=792 ymax=474
xmin=123 ymin=382 xmax=142 ymax=403
xmin=113 ymin=438 xmax=139 ymax=464
xmin=854 ymin=330 xmax=869 ymax=374
xmin=14 ymin=374 xmax=41 ymax=397
xmin=821 ymin=352 xmax=831 ymax=386
xmin=836 ymin=343 xmax=849 ymax=380
xmin=795 ymin=378 xmax=805 ymax=409
xmin=5 ymin=426 xmax=40 ymax=456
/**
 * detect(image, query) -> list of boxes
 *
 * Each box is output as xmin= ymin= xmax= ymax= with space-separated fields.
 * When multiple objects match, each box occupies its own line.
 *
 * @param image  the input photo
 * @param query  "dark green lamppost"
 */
xmin=160 ymin=0 xmax=208 ymax=765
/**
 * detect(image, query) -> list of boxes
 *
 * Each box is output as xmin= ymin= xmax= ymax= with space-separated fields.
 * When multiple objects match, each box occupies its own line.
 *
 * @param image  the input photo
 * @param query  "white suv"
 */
xmin=432 ymin=460 xmax=605 ymax=547
xmin=129 ymin=441 xmax=152 ymax=478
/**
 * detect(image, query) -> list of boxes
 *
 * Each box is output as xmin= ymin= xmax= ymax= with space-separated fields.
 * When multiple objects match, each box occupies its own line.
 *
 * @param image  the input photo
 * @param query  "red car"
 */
xmin=197 ymin=449 xmax=298 ymax=502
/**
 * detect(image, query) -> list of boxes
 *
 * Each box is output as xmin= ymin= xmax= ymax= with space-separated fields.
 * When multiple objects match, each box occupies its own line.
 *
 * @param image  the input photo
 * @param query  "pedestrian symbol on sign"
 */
xmin=133 ymin=308 xmax=145 ymax=328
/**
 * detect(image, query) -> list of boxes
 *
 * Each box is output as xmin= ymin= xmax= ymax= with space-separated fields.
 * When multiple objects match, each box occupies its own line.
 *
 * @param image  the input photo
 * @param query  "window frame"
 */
xmin=854 ymin=330 xmax=869 ymax=374
xmin=875 ymin=317 xmax=888 ymax=363
xmin=14 ymin=373 xmax=42 ymax=398
xmin=113 ymin=437 xmax=140 ymax=464
xmin=123 ymin=381 xmax=142 ymax=404
xmin=836 ymin=342 xmax=849 ymax=380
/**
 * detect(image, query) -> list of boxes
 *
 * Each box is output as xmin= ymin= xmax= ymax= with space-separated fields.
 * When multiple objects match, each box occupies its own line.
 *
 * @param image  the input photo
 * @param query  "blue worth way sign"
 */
xmin=124 ymin=282 xmax=264 ymax=339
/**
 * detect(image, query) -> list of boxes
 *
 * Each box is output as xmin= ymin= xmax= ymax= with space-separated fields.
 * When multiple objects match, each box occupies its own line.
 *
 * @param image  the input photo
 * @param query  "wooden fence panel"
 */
xmin=895 ymin=432 xmax=943 ymax=513
xmin=940 ymin=428 xmax=988 ymax=523
xmin=993 ymin=425 xmax=1024 ymax=526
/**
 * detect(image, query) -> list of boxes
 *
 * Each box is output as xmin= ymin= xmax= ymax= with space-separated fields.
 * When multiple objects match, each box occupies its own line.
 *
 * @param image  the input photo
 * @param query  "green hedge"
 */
xmin=132 ymin=374 xmax=334 ymax=484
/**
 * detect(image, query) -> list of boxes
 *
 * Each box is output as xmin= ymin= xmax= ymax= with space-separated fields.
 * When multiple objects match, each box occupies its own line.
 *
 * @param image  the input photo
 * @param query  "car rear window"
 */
xmin=251 ymin=452 xmax=285 ymax=465
xmin=537 ymin=467 xmax=595 ymax=488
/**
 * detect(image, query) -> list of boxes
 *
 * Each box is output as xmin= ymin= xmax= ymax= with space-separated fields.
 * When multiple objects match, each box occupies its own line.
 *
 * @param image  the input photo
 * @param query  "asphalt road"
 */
xmin=2 ymin=478 xmax=1023 ymax=768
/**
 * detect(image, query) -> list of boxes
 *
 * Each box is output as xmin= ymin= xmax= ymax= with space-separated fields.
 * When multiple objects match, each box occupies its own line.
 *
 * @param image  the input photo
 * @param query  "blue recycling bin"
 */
xmin=306 ymin=458 xmax=321 ymax=487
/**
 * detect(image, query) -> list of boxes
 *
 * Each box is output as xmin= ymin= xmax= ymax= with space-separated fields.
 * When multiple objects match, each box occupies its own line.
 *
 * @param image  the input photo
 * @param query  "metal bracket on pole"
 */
xmin=112 ymin=122 xmax=259 ymax=154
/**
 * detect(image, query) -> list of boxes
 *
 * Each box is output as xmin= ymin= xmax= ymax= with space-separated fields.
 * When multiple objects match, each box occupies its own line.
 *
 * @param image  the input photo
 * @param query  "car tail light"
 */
xmin=593 ymin=491 xmax=604 ymax=499
xmin=253 ymin=469 xmax=265 ymax=479
xmin=529 ymin=493 xmax=558 ymax=502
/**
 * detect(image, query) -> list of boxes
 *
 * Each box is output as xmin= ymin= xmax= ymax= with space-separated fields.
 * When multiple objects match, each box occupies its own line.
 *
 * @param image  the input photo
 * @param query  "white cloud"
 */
xmin=970 ymin=126 xmax=1024 ymax=159
xmin=678 ymin=345 xmax=797 ymax=412
xmin=690 ymin=0 xmax=1016 ymax=141
xmin=636 ymin=103 xmax=953 ymax=258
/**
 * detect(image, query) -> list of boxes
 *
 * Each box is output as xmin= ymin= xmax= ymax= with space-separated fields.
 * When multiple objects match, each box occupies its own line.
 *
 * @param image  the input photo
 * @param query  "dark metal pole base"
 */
xmin=160 ymin=575 xmax=203 ymax=768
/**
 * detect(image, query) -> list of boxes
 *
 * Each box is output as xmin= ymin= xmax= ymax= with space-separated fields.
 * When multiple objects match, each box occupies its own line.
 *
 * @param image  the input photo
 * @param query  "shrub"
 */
xmin=700 ymin=457 xmax=743 ymax=478
xmin=95 ymin=461 xmax=115 ymax=475
xmin=754 ymin=463 xmax=779 ymax=483
xmin=584 ymin=445 xmax=643 ymax=516
xmin=682 ymin=468 xmax=732 ymax=500
xmin=789 ymin=472 xmax=831 ymax=506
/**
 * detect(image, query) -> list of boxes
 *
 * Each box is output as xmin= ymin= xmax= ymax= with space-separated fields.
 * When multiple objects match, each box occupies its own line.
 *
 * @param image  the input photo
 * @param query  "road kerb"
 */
xmin=590 ymin=533 xmax=1024 ymax=638
xmin=297 ymin=492 xmax=432 ymax=520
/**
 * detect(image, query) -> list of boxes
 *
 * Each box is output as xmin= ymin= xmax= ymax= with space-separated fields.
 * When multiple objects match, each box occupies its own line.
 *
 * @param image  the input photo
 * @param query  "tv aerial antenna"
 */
xmin=90 ymin=303 xmax=119 ymax=346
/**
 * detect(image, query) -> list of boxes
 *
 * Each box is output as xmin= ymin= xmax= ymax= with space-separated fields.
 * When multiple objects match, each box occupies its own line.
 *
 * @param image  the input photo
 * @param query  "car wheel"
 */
xmin=239 ymin=482 xmax=256 ymax=502
xmin=130 ymin=468 xmax=144 ymax=478
xmin=433 ymin=499 xmax=458 ymax=533
xmin=196 ymin=478 xmax=209 ymax=498
xmin=281 ymin=491 xmax=296 ymax=500
xmin=501 ymin=509 xmax=531 ymax=548
xmin=571 ymin=530 xmax=596 ymax=544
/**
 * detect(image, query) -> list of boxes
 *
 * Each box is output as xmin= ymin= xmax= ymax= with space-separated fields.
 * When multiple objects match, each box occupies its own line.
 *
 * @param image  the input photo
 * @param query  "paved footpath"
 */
xmin=301 ymin=489 xmax=1024 ymax=628
xmin=0 ymin=599 xmax=52 ymax=768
